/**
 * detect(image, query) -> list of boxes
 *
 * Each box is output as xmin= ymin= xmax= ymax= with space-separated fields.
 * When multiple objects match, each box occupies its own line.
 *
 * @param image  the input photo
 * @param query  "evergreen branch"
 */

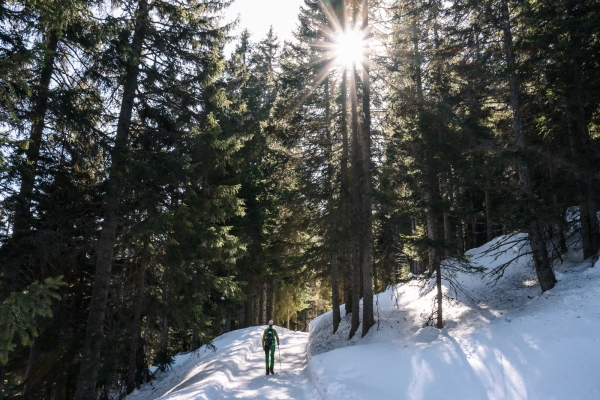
xmin=0 ymin=276 xmax=65 ymax=365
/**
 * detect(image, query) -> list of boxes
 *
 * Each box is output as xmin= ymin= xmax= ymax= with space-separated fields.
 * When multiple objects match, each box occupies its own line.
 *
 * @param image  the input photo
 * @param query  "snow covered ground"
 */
xmin=126 ymin=234 xmax=600 ymax=399
xmin=126 ymin=327 xmax=317 ymax=400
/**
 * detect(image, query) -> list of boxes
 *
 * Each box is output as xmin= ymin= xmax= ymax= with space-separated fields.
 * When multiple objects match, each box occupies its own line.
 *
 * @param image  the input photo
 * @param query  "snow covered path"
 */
xmin=126 ymin=327 xmax=317 ymax=400
xmin=127 ymin=234 xmax=600 ymax=400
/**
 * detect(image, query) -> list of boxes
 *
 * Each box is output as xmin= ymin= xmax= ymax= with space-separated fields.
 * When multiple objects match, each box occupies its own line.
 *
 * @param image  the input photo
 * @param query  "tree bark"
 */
xmin=221 ymin=312 xmax=231 ymax=335
xmin=566 ymin=93 xmax=597 ymax=259
xmin=325 ymin=77 xmax=341 ymax=334
xmin=457 ymin=220 xmax=465 ymax=255
xmin=590 ymin=201 xmax=600 ymax=255
xmin=74 ymin=2 xmax=149 ymax=398
xmin=269 ymin=278 xmax=276 ymax=322
xmin=425 ymin=181 xmax=443 ymax=328
xmin=556 ymin=209 xmax=568 ymax=255
xmin=485 ymin=190 xmax=494 ymax=242
xmin=360 ymin=0 xmax=374 ymax=338
xmin=126 ymin=239 xmax=149 ymax=394
xmin=330 ymin=215 xmax=341 ymax=333
xmin=435 ymin=252 xmax=443 ymax=329
xmin=261 ymin=281 xmax=267 ymax=325
xmin=567 ymin=0 xmax=600 ymax=258
xmin=1 ymin=31 xmax=59 ymax=301
xmin=23 ymin=326 xmax=45 ymax=398
xmin=341 ymin=70 xmax=353 ymax=319
xmin=255 ymin=295 xmax=260 ymax=326
xmin=245 ymin=299 xmax=252 ymax=328
xmin=253 ymin=296 xmax=259 ymax=326
xmin=580 ymin=201 xmax=594 ymax=258
xmin=348 ymin=63 xmax=361 ymax=340
xmin=500 ymin=0 xmax=556 ymax=292
xmin=443 ymin=211 xmax=451 ymax=258
xmin=158 ymin=313 xmax=169 ymax=361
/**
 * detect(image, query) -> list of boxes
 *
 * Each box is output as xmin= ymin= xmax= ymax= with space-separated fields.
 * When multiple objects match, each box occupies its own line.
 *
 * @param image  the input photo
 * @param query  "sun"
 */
xmin=333 ymin=29 xmax=366 ymax=68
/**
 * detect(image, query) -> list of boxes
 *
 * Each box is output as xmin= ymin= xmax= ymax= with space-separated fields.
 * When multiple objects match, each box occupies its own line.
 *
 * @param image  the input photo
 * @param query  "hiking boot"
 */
xmin=270 ymin=367 xmax=274 ymax=375
xmin=266 ymin=367 xmax=269 ymax=375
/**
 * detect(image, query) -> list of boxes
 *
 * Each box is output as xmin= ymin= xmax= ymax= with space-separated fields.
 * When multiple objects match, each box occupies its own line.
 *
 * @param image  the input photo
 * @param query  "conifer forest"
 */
xmin=1 ymin=0 xmax=599 ymax=398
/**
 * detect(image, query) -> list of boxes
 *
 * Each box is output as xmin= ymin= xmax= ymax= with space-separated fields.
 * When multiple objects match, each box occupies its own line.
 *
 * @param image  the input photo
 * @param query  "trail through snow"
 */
xmin=126 ymin=327 xmax=316 ymax=400
xmin=126 ymin=233 xmax=600 ymax=400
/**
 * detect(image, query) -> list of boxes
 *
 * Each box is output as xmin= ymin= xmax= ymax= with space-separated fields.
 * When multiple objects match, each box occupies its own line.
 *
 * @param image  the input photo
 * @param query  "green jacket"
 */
xmin=262 ymin=327 xmax=279 ymax=348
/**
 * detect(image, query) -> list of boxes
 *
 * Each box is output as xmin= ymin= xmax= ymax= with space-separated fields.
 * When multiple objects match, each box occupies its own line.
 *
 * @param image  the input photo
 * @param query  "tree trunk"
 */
xmin=457 ymin=220 xmax=465 ymax=255
xmin=443 ymin=211 xmax=451 ymax=258
xmin=243 ymin=299 xmax=250 ymax=328
xmin=74 ymin=2 xmax=149 ymax=398
xmin=580 ymin=201 xmax=594 ymax=259
xmin=340 ymin=69 xmax=352 ymax=320
xmin=325 ymin=76 xmax=341 ymax=334
xmin=343 ymin=262 xmax=352 ymax=317
xmin=23 ymin=327 xmax=45 ymax=398
xmin=330 ymin=241 xmax=340 ymax=334
xmin=485 ymin=190 xmax=494 ymax=242
xmin=435 ymin=253 xmax=443 ymax=329
xmin=590 ymin=201 xmax=600 ymax=255
xmin=552 ymin=192 xmax=568 ymax=255
xmin=261 ymin=281 xmax=267 ymax=325
xmin=557 ymin=219 xmax=568 ymax=255
xmin=158 ymin=313 xmax=169 ymax=360
xmin=360 ymin=0 xmax=374 ymax=338
xmin=349 ymin=232 xmax=361 ymax=339
xmin=348 ymin=63 xmax=361 ymax=340
xmin=425 ymin=184 xmax=438 ymax=276
xmin=464 ymin=218 xmax=472 ymax=250
xmin=15 ymin=30 xmax=59 ymax=229
xmin=251 ymin=297 xmax=257 ymax=326
xmin=500 ymin=0 xmax=555 ymax=292
xmin=1 ymin=30 xmax=59 ymax=301
xmin=470 ymin=203 xmax=478 ymax=248
xmin=255 ymin=295 xmax=260 ymax=326
xmin=126 ymin=239 xmax=149 ymax=394
xmin=425 ymin=181 xmax=443 ymax=328
xmin=222 ymin=311 xmax=232 ymax=335
xmin=269 ymin=278 xmax=276 ymax=322
xmin=567 ymin=0 xmax=600 ymax=256
xmin=566 ymin=104 xmax=598 ymax=258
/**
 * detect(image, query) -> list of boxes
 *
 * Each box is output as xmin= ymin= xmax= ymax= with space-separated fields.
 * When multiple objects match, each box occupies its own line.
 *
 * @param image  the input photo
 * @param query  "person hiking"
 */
xmin=262 ymin=320 xmax=280 ymax=375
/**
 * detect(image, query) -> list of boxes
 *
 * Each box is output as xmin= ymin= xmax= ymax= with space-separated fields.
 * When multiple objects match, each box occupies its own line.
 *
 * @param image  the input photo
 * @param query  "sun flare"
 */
xmin=334 ymin=29 xmax=365 ymax=67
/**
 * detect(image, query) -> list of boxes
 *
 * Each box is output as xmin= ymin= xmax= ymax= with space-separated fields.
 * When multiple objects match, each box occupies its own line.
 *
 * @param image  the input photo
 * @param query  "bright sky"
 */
xmin=224 ymin=0 xmax=305 ymax=51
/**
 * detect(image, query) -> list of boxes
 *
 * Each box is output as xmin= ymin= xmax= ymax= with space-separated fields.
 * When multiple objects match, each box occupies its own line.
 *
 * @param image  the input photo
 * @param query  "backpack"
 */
xmin=264 ymin=328 xmax=274 ymax=350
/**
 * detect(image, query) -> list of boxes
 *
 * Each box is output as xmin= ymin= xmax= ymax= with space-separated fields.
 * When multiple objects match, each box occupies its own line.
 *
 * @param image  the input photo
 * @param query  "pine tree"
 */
xmin=75 ymin=0 xmax=234 ymax=396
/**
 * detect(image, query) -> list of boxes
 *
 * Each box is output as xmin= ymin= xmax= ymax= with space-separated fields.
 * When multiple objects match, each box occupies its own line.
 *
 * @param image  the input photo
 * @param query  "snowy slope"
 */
xmin=307 ymin=235 xmax=600 ymax=400
xmin=126 ymin=234 xmax=600 ymax=400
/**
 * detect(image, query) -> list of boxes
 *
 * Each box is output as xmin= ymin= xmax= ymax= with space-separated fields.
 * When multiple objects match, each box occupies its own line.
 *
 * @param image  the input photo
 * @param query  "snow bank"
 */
xmin=306 ymin=235 xmax=600 ymax=399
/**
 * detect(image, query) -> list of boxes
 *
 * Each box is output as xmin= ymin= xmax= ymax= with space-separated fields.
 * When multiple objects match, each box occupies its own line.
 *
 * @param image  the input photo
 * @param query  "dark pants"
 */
xmin=264 ymin=345 xmax=275 ymax=368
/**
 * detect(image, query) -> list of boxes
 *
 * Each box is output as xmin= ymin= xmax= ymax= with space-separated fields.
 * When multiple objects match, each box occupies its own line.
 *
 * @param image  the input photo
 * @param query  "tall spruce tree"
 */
xmin=74 ymin=0 xmax=234 ymax=397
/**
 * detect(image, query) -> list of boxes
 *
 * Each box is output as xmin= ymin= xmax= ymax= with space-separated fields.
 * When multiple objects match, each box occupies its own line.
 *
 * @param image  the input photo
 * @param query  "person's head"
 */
xmin=268 ymin=320 xmax=273 ymax=327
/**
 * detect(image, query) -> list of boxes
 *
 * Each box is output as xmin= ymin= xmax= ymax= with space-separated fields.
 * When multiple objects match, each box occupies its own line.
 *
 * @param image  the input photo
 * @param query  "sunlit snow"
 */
xmin=126 ymin=234 xmax=600 ymax=400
